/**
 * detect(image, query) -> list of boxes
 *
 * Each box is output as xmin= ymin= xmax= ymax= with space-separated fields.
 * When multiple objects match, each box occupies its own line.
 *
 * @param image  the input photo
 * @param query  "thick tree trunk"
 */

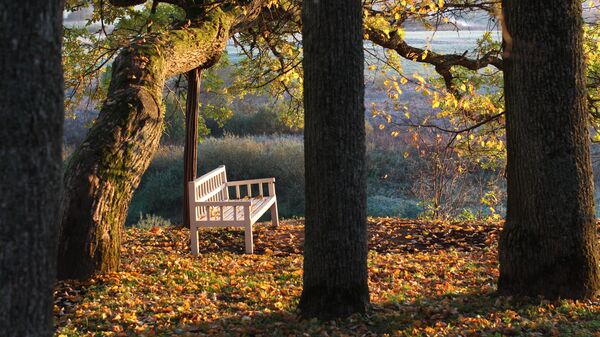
xmin=57 ymin=10 xmax=233 ymax=280
xmin=183 ymin=68 xmax=201 ymax=228
xmin=499 ymin=0 xmax=600 ymax=298
xmin=298 ymin=0 xmax=370 ymax=320
xmin=0 ymin=0 xmax=64 ymax=335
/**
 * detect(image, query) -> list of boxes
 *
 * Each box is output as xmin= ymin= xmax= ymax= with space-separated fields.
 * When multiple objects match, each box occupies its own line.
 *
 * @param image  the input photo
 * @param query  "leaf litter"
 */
xmin=54 ymin=219 xmax=600 ymax=336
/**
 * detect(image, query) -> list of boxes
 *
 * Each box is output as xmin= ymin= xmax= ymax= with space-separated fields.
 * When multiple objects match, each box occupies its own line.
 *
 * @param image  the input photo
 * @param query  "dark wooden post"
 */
xmin=183 ymin=68 xmax=201 ymax=228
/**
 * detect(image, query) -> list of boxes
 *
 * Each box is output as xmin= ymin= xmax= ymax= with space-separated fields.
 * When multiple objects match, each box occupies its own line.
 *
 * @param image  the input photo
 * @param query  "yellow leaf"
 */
xmin=413 ymin=73 xmax=425 ymax=83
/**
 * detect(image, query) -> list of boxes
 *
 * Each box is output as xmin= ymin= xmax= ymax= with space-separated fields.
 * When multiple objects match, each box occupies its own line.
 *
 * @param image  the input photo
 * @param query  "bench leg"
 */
xmin=244 ymin=223 xmax=254 ymax=254
xmin=191 ymin=226 xmax=200 ymax=256
xmin=270 ymin=202 xmax=279 ymax=227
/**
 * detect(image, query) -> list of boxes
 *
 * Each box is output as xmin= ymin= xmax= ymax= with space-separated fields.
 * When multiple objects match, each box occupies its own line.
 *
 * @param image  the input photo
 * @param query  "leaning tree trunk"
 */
xmin=298 ymin=0 xmax=370 ymax=320
xmin=57 ymin=9 xmax=234 ymax=280
xmin=499 ymin=0 xmax=600 ymax=298
xmin=0 ymin=0 xmax=63 ymax=335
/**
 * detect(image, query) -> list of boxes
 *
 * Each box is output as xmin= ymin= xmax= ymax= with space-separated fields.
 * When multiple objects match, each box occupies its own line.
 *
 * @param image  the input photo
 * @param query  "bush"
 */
xmin=127 ymin=135 xmax=305 ymax=224
xmin=198 ymin=135 xmax=305 ymax=218
xmin=367 ymin=195 xmax=422 ymax=218
xmin=127 ymin=135 xmax=423 ymax=225
xmin=160 ymin=96 xmax=186 ymax=145
xmin=220 ymin=106 xmax=300 ymax=136
xmin=133 ymin=214 xmax=173 ymax=228
xmin=127 ymin=160 xmax=183 ymax=223
xmin=366 ymin=145 xmax=416 ymax=197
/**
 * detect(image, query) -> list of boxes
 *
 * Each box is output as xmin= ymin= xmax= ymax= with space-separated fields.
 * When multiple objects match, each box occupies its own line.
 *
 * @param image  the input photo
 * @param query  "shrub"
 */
xmin=133 ymin=214 xmax=173 ymax=228
xmin=366 ymin=145 xmax=416 ymax=197
xmin=127 ymin=135 xmax=305 ymax=224
xmin=367 ymin=195 xmax=422 ymax=218
xmin=198 ymin=135 xmax=305 ymax=218
xmin=127 ymin=161 xmax=183 ymax=223
xmin=220 ymin=106 xmax=300 ymax=136
xmin=127 ymin=135 xmax=424 ymax=225
xmin=160 ymin=95 xmax=187 ymax=145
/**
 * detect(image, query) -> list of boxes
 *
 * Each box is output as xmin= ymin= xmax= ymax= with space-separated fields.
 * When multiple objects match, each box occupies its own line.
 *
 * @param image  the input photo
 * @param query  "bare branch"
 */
xmin=391 ymin=111 xmax=505 ymax=134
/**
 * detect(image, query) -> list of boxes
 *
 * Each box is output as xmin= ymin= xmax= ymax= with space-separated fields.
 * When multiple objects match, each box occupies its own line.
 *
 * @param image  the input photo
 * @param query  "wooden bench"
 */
xmin=187 ymin=165 xmax=279 ymax=254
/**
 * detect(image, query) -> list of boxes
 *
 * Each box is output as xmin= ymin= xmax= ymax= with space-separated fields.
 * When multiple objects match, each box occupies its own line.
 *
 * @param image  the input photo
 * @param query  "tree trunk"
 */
xmin=499 ymin=0 xmax=600 ymax=298
xmin=183 ymin=68 xmax=201 ymax=228
xmin=298 ymin=0 xmax=370 ymax=320
xmin=57 ymin=10 xmax=233 ymax=280
xmin=0 ymin=0 xmax=64 ymax=335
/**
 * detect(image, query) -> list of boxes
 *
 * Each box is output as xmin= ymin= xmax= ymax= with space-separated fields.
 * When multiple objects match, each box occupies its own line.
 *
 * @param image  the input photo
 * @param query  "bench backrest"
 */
xmin=191 ymin=165 xmax=229 ymax=202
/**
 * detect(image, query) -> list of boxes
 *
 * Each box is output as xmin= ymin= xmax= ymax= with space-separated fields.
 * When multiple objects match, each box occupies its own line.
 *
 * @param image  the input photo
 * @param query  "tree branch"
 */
xmin=109 ymin=0 xmax=187 ymax=9
xmin=391 ymin=111 xmax=505 ymax=134
xmin=365 ymin=27 xmax=503 ymax=93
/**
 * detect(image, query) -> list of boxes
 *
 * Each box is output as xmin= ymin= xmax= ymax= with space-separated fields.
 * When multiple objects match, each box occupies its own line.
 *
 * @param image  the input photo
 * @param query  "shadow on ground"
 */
xmin=127 ymin=218 xmax=502 ymax=256
xmin=179 ymin=291 xmax=595 ymax=337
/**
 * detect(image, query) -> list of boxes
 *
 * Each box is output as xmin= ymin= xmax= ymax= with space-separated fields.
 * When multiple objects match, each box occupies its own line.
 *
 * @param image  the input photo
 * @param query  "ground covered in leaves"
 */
xmin=54 ymin=219 xmax=600 ymax=336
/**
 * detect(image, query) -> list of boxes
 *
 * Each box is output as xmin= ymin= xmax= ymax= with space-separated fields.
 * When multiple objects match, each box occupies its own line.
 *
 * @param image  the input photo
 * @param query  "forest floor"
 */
xmin=54 ymin=219 xmax=600 ymax=337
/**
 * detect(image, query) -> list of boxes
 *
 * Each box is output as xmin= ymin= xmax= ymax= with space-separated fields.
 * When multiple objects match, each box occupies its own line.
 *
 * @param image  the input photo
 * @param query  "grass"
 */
xmin=54 ymin=219 xmax=600 ymax=337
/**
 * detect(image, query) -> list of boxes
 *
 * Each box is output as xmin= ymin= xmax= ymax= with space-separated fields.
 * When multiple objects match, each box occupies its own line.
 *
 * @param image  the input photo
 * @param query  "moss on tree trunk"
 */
xmin=57 ymin=9 xmax=234 ymax=280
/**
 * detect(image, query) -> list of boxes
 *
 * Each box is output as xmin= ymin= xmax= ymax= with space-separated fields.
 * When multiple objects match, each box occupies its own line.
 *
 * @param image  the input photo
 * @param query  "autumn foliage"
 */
xmin=54 ymin=220 xmax=600 ymax=336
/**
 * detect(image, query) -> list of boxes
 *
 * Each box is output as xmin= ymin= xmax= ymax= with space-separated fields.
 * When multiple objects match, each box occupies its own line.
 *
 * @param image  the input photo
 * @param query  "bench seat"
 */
xmin=196 ymin=196 xmax=277 ymax=225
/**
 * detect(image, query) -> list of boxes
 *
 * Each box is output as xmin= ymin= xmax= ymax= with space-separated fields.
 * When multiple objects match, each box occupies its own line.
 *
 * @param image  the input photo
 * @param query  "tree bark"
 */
xmin=499 ymin=0 xmax=600 ymax=298
xmin=0 ymin=0 xmax=64 ymax=335
xmin=183 ymin=68 xmax=201 ymax=228
xmin=298 ymin=0 xmax=370 ymax=320
xmin=57 ymin=10 xmax=233 ymax=280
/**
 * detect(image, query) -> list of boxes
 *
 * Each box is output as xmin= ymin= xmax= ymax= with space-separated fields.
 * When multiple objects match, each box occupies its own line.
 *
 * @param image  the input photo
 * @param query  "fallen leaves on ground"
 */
xmin=54 ymin=218 xmax=600 ymax=336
